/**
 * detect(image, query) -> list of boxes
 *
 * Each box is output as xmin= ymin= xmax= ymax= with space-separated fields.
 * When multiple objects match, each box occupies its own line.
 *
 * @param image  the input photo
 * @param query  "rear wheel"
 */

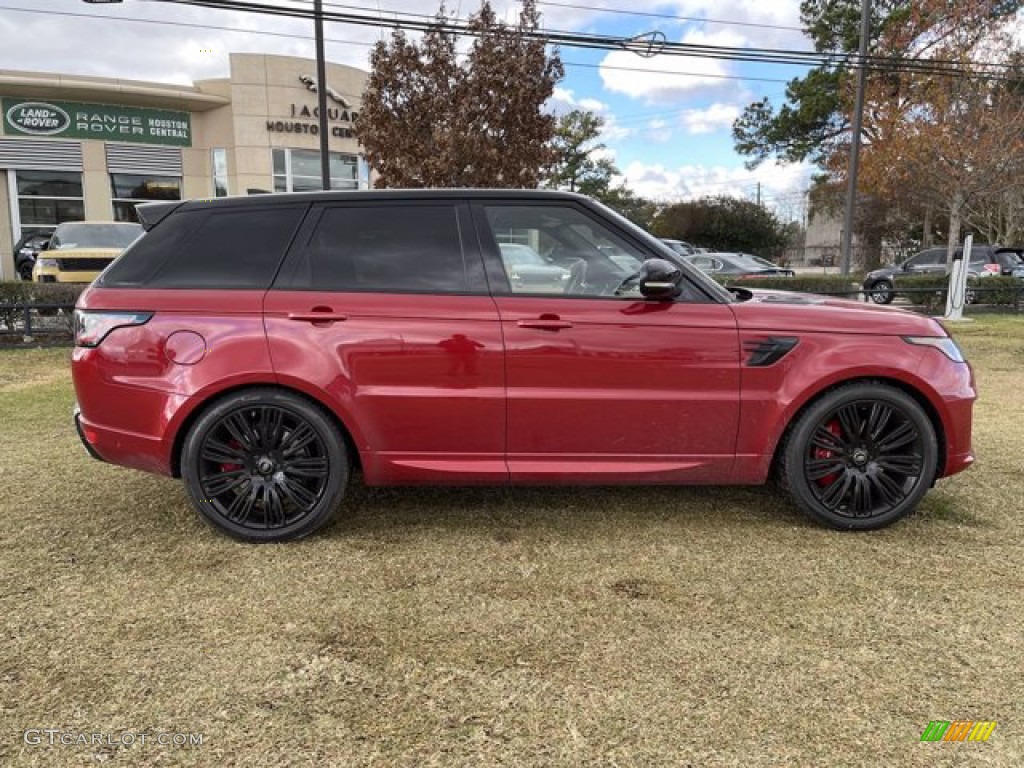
xmin=181 ymin=388 xmax=349 ymax=542
xmin=779 ymin=383 xmax=938 ymax=530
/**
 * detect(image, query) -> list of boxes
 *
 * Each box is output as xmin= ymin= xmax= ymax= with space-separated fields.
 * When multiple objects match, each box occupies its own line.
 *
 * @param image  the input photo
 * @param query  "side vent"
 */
xmin=744 ymin=336 xmax=799 ymax=367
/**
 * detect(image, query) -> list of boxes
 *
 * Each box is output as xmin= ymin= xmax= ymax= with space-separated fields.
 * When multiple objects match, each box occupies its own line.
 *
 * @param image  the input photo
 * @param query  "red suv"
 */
xmin=72 ymin=190 xmax=975 ymax=541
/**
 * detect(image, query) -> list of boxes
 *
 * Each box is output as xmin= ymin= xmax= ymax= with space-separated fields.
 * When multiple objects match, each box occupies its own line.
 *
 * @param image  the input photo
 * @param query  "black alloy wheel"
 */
xmin=182 ymin=389 xmax=349 ymax=542
xmin=780 ymin=383 xmax=938 ymax=529
xmin=18 ymin=261 xmax=34 ymax=281
xmin=868 ymin=280 xmax=894 ymax=304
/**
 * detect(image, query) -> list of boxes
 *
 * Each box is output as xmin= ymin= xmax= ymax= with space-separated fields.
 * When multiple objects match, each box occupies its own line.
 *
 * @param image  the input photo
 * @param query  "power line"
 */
xmin=0 ymin=4 xmax=793 ymax=86
xmin=132 ymin=0 xmax=1021 ymax=80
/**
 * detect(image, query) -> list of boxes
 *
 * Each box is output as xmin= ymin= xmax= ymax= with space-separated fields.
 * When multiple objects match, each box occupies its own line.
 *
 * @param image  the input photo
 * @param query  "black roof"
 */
xmin=137 ymin=188 xmax=591 ymax=229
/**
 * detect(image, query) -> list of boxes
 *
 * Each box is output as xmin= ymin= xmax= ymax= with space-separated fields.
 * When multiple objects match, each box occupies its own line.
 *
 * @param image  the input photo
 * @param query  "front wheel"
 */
xmin=779 ymin=383 xmax=938 ymax=530
xmin=867 ymin=280 xmax=893 ymax=304
xmin=181 ymin=388 xmax=349 ymax=542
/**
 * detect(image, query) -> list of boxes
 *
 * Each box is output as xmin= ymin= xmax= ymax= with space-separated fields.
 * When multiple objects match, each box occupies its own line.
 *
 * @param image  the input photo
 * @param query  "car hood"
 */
xmin=47 ymin=247 xmax=122 ymax=258
xmin=864 ymin=265 xmax=898 ymax=281
xmin=730 ymin=288 xmax=948 ymax=336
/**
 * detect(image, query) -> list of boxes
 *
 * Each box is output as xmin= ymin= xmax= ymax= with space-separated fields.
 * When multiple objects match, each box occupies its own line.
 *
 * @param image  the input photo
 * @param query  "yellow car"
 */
xmin=33 ymin=221 xmax=143 ymax=283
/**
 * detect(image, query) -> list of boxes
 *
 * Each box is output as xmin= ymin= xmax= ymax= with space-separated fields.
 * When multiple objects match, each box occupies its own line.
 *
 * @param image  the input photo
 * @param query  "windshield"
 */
xmin=722 ymin=253 xmax=776 ymax=270
xmin=51 ymin=222 xmax=144 ymax=250
xmin=498 ymin=243 xmax=547 ymax=266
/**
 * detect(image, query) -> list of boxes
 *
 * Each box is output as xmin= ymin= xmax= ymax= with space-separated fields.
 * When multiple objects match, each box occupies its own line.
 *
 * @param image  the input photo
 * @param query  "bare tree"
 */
xmin=355 ymin=1 xmax=563 ymax=188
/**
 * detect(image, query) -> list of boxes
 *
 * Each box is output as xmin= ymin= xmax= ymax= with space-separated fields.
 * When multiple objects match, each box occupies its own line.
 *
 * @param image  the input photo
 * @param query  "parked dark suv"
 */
xmin=71 ymin=190 xmax=974 ymax=542
xmin=863 ymin=246 xmax=1024 ymax=304
xmin=13 ymin=230 xmax=52 ymax=281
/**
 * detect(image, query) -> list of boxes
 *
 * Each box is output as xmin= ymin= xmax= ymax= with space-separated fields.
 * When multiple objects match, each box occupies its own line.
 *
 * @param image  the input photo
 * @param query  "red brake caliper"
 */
xmin=814 ymin=419 xmax=842 ymax=487
xmin=220 ymin=438 xmax=244 ymax=474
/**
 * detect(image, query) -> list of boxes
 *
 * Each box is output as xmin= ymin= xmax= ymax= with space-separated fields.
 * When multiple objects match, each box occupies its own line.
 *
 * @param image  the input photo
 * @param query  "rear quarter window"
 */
xmin=278 ymin=204 xmax=474 ymax=294
xmin=99 ymin=206 xmax=306 ymax=289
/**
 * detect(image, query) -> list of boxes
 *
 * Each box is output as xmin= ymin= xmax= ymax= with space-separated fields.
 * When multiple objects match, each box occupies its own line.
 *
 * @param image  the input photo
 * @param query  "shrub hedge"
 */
xmin=0 ymin=282 xmax=86 ymax=332
xmin=711 ymin=274 xmax=863 ymax=296
xmin=893 ymin=275 xmax=1024 ymax=309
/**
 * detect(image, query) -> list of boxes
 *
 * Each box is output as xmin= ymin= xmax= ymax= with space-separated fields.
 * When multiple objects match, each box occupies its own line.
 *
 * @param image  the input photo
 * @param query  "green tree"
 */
xmin=355 ymin=1 xmax=563 ymax=187
xmin=599 ymin=185 xmax=660 ymax=231
xmin=651 ymin=197 xmax=790 ymax=257
xmin=547 ymin=109 xmax=616 ymax=195
xmin=545 ymin=109 xmax=659 ymax=228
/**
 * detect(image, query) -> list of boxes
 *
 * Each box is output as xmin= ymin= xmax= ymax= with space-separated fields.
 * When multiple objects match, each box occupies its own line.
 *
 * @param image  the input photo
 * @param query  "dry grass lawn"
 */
xmin=1 ymin=317 xmax=1022 ymax=766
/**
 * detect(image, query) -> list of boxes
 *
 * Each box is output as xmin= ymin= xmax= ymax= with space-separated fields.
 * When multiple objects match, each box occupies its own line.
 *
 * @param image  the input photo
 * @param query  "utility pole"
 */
xmin=756 ymin=182 xmax=761 ymax=207
xmin=840 ymin=0 xmax=872 ymax=275
xmin=315 ymin=0 xmax=331 ymax=191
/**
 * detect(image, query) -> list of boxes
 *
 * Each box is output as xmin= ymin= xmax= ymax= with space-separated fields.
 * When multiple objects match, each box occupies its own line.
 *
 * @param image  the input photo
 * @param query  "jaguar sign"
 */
xmin=5 ymin=102 xmax=70 ymax=136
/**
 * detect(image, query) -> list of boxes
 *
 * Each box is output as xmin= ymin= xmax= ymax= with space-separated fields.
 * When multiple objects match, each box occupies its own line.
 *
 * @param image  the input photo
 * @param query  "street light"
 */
xmin=83 ymin=0 xmax=332 ymax=190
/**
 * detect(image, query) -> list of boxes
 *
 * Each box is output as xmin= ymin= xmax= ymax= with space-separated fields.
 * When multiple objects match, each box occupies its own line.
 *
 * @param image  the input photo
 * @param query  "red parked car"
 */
xmin=72 ymin=190 xmax=975 ymax=542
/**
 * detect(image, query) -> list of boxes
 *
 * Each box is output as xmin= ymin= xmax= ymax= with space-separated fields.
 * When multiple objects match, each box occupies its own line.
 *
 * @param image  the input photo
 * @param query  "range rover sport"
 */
xmin=71 ymin=190 xmax=975 ymax=542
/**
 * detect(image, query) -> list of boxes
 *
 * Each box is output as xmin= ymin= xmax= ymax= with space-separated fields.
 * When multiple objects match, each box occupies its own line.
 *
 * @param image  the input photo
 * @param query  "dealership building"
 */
xmin=0 ymin=53 xmax=371 ymax=280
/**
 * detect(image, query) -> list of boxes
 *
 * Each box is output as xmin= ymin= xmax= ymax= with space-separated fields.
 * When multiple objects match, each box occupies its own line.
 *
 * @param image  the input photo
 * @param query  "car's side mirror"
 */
xmin=638 ymin=258 xmax=682 ymax=300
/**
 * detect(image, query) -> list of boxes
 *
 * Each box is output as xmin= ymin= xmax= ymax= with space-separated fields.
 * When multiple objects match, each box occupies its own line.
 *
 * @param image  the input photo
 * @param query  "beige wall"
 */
xmin=81 ymin=141 xmax=110 ymax=221
xmin=213 ymin=54 xmax=366 ymax=192
xmin=0 ymin=171 xmax=11 ymax=279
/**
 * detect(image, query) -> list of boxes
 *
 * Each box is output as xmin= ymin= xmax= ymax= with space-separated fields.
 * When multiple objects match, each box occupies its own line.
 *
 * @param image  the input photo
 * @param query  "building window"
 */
xmin=212 ymin=148 xmax=229 ymax=197
xmin=15 ymin=170 xmax=85 ymax=233
xmin=110 ymin=174 xmax=182 ymax=222
xmin=271 ymin=148 xmax=360 ymax=193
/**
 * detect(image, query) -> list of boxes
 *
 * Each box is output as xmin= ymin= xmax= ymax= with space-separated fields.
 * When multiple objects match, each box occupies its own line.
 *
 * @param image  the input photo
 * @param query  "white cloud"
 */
xmin=645 ymin=119 xmax=673 ymax=143
xmin=680 ymin=103 xmax=742 ymax=134
xmin=619 ymin=159 xmax=812 ymax=208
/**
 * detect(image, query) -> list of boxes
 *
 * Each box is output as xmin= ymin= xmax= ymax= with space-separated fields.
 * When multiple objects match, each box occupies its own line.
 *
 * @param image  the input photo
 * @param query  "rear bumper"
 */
xmin=73 ymin=404 xmax=106 ymax=463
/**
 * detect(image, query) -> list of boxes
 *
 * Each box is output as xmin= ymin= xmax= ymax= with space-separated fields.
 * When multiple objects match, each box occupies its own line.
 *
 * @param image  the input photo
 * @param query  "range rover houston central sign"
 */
xmin=2 ymin=98 xmax=192 ymax=147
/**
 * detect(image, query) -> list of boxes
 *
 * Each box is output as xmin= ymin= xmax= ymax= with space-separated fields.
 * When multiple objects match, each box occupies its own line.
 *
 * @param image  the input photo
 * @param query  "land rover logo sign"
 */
xmin=6 ymin=102 xmax=70 ymax=136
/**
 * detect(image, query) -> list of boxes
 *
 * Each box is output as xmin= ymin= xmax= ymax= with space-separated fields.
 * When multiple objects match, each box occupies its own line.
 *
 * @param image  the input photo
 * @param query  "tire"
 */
xmin=18 ymin=261 xmax=34 ymax=281
xmin=181 ymin=388 xmax=350 ymax=542
xmin=867 ymin=279 xmax=893 ymax=304
xmin=778 ymin=382 xmax=938 ymax=530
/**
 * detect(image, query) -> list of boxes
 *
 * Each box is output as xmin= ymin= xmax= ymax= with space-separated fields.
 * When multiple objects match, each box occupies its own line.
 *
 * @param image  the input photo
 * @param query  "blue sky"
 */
xmin=0 ymin=0 xmax=818 ymax=216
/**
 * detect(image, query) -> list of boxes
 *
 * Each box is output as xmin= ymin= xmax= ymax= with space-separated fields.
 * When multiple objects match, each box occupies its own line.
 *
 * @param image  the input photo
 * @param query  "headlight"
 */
xmin=903 ymin=336 xmax=966 ymax=363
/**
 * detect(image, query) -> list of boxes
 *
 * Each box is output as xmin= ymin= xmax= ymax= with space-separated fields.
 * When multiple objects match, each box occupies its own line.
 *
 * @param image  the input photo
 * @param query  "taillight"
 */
xmin=74 ymin=310 xmax=152 ymax=347
xmin=982 ymin=264 xmax=1000 ymax=274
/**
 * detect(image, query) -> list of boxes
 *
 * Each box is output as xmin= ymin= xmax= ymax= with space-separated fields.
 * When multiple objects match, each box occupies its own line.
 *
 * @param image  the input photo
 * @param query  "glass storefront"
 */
xmin=15 ymin=170 xmax=85 ymax=233
xmin=110 ymin=174 xmax=182 ymax=222
xmin=272 ymin=148 xmax=360 ymax=193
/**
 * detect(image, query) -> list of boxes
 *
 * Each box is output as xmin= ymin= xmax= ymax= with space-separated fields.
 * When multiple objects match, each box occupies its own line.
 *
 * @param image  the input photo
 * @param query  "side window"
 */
xmin=481 ymin=205 xmax=649 ymax=298
xmin=285 ymin=205 xmax=471 ymax=293
xmin=100 ymin=207 xmax=304 ymax=289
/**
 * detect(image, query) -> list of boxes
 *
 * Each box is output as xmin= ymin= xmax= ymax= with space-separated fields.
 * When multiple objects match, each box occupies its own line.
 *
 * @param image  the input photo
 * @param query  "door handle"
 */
xmin=516 ymin=318 xmax=573 ymax=330
xmin=287 ymin=309 xmax=348 ymax=323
